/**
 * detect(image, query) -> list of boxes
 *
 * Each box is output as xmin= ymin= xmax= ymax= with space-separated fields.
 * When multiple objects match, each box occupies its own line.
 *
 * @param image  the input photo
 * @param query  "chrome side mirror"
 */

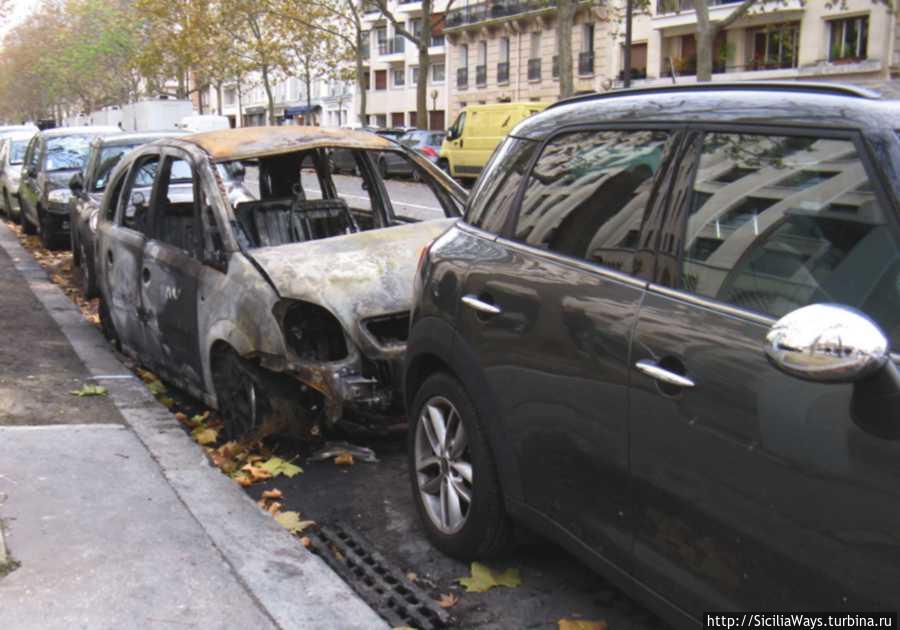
xmin=765 ymin=304 xmax=890 ymax=383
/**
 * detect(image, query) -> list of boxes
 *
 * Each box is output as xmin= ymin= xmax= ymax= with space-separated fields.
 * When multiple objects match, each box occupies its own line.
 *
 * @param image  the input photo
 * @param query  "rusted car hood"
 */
xmin=248 ymin=218 xmax=456 ymax=331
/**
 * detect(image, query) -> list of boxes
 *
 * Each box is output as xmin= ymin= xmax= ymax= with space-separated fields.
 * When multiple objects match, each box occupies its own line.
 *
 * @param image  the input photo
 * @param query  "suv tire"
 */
xmin=408 ymin=372 xmax=512 ymax=560
xmin=20 ymin=197 xmax=35 ymax=235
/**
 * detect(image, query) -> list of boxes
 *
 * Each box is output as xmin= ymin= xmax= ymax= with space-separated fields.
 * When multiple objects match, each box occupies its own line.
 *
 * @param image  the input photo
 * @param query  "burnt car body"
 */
xmin=94 ymin=126 xmax=464 ymax=437
xmin=0 ymin=129 xmax=38 ymax=220
xmin=70 ymin=131 xmax=187 ymax=297
xmin=405 ymin=83 xmax=900 ymax=626
xmin=19 ymin=125 xmax=119 ymax=247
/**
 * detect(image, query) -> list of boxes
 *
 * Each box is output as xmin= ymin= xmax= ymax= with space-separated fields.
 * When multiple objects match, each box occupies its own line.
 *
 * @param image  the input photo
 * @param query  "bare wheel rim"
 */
xmin=414 ymin=395 xmax=473 ymax=534
xmin=223 ymin=356 xmax=259 ymax=437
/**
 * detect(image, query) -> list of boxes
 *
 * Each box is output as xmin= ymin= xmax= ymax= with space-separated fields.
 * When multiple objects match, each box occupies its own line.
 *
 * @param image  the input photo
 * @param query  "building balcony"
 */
xmin=528 ymin=57 xmax=541 ymax=81
xmin=497 ymin=61 xmax=510 ymax=84
xmin=656 ymin=0 xmax=740 ymax=14
xmin=578 ymin=51 xmax=594 ymax=75
xmin=476 ymin=64 xmax=487 ymax=86
xmin=446 ymin=0 xmax=558 ymax=30
xmin=457 ymin=66 xmax=469 ymax=88
xmin=378 ymin=37 xmax=405 ymax=56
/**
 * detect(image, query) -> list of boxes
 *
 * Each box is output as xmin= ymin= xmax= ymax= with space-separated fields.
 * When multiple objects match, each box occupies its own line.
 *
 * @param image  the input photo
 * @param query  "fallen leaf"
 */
xmin=234 ymin=474 xmax=252 ymax=487
xmin=190 ymin=411 xmax=210 ymax=425
xmin=266 ymin=501 xmax=283 ymax=515
xmin=260 ymin=456 xmax=303 ymax=478
xmin=241 ymin=463 xmax=273 ymax=482
xmin=459 ymin=562 xmax=521 ymax=593
xmin=437 ymin=592 xmax=459 ymax=609
xmin=299 ymin=536 xmax=311 ymax=548
xmin=262 ymin=488 xmax=283 ymax=500
xmin=159 ymin=396 xmax=175 ymax=409
xmin=406 ymin=571 xmax=418 ymax=582
xmin=136 ymin=368 xmax=158 ymax=383
xmin=334 ymin=451 xmax=354 ymax=466
xmin=558 ymin=621 xmax=608 ymax=630
xmin=192 ymin=427 xmax=218 ymax=446
xmin=146 ymin=379 xmax=167 ymax=396
xmin=174 ymin=412 xmax=189 ymax=424
xmin=69 ymin=384 xmax=108 ymax=397
xmin=274 ymin=511 xmax=315 ymax=534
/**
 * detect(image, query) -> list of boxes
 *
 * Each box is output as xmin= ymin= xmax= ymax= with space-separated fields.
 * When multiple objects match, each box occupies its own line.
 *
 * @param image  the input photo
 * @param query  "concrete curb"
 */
xmin=0 ymin=222 xmax=387 ymax=629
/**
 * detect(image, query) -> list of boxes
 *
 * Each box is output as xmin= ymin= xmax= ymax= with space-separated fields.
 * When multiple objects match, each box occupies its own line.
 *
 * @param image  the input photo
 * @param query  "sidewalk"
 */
xmin=0 ymin=222 xmax=387 ymax=630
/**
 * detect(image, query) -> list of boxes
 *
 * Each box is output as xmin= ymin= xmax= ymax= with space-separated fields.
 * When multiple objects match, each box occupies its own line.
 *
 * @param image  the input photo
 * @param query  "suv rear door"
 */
xmin=456 ymin=127 xmax=684 ymax=579
xmin=629 ymin=126 xmax=900 ymax=614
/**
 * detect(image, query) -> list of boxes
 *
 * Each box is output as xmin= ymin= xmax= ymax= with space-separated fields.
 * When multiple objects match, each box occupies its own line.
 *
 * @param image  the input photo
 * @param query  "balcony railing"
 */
xmin=578 ymin=50 xmax=594 ymax=75
xmin=527 ymin=57 xmax=541 ymax=80
xmin=378 ymin=37 xmax=405 ymax=55
xmin=457 ymin=66 xmax=469 ymax=88
xmin=656 ymin=0 xmax=740 ymax=13
xmin=552 ymin=55 xmax=559 ymax=78
xmin=475 ymin=64 xmax=487 ymax=86
xmin=497 ymin=61 xmax=510 ymax=83
xmin=446 ymin=0 xmax=558 ymax=28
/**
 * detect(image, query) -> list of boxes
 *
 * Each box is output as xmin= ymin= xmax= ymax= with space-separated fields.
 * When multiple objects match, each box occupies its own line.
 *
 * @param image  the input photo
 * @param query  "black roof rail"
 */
xmin=546 ymin=81 xmax=882 ymax=111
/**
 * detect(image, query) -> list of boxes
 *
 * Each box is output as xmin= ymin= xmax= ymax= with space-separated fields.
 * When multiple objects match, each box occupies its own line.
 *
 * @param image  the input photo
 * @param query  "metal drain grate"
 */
xmin=307 ymin=523 xmax=451 ymax=629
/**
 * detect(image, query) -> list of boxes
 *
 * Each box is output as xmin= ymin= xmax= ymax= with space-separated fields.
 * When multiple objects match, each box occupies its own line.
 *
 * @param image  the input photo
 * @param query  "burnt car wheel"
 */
xmin=213 ymin=348 xmax=269 ymax=440
xmin=38 ymin=207 xmax=54 ymax=249
xmin=98 ymin=296 xmax=120 ymax=350
xmin=408 ymin=372 xmax=512 ymax=559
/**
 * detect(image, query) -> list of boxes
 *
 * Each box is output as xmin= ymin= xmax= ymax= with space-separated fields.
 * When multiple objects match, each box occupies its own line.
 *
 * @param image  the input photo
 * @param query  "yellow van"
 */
xmin=440 ymin=102 xmax=547 ymax=182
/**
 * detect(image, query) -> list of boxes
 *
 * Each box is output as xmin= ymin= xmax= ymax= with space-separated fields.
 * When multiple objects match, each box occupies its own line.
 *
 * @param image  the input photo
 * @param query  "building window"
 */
xmin=748 ymin=22 xmax=800 ymax=70
xmin=409 ymin=65 xmax=419 ymax=85
xmin=530 ymin=31 xmax=541 ymax=59
xmin=410 ymin=17 xmax=422 ymax=39
xmin=621 ymin=42 xmax=648 ymax=80
xmin=529 ymin=31 xmax=542 ymax=80
xmin=376 ymin=27 xmax=388 ymax=54
xmin=393 ymin=68 xmax=406 ymax=87
xmin=476 ymin=41 xmax=487 ymax=86
xmin=459 ymin=44 xmax=469 ymax=68
xmin=432 ymin=62 xmax=445 ymax=83
xmin=224 ymin=87 xmax=236 ymax=106
xmin=498 ymin=37 xmax=510 ymax=84
xmin=829 ymin=16 xmax=868 ymax=61
xmin=375 ymin=69 xmax=387 ymax=90
xmin=430 ymin=14 xmax=445 ymax=47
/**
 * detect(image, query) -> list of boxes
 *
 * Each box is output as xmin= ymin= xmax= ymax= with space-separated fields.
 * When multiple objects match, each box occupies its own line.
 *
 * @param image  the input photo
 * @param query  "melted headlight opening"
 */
xmin=364 ymin=313 xmax=410 ymax=345
xmin=284 ymin=302 xmax=348 ymax=361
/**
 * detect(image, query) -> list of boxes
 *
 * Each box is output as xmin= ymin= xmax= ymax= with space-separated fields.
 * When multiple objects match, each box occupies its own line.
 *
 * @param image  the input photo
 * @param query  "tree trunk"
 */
xmin=237 ymin=78 xmax=243 ymax=127
xmin=356 ymin=31 xmax=367 ymax=125
xmin=557 ymin=0 xmax=576 ymax=98
xmin=693 ymin=0 xmax=714 ymax=82
xmin=417 ymin=43 xmax=429 ymax=128
xmin=198 ymin=86 xmax=205 ymax=115
xmin=216 ymin=81 xmax=224 ymax=115
xmin=261 ymin=65 xmax=275 ymax=125
xmin=177 ymin=70 xmax=187 ymax=100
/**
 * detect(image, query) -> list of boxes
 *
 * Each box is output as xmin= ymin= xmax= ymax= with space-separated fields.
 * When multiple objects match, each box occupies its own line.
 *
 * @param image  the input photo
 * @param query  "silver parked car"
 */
xmin=0 ymin=128 xmax=38 ymax=219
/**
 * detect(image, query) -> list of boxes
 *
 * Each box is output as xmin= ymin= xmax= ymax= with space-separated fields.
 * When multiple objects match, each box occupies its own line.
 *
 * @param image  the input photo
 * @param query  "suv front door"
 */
xmin=458 ymin=128 xmax=682 ymax=579
xmin=629 ymin=128 xmax=900 ymax=615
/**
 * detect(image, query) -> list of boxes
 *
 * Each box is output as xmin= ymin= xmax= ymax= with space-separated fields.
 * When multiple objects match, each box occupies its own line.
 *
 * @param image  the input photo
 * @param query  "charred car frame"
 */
xmin=93 ymin=126 xmax=464 ymax=437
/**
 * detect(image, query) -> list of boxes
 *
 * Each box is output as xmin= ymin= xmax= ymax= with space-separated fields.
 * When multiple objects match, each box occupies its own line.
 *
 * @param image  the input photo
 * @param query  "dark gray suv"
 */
xmin=404 ymin=83 xmax=900 ymax=626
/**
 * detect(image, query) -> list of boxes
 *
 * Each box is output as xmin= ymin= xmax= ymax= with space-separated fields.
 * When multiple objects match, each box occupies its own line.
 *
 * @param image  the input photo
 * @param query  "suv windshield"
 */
xmin=46 ymin=135 xmax=92 ymax=171
xmin=10 ymin=140 xmax=28 ymax=164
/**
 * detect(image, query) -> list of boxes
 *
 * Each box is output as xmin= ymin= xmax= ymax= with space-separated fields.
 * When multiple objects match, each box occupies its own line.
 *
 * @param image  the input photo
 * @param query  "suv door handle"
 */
xmin=635 ymin=359 xmax=695 ymax=389
xmin=462 ymin=294 xmax=501 ymax=316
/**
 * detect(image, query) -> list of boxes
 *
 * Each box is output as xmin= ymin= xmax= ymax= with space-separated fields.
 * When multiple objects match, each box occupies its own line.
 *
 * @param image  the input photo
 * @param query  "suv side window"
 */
xmin=512 ymin=129 xmax=673 ymax=273
xmin=466 ymin=137 xmax=536 ymax=233
xmin=682 ymin=131 xmax=900 ymax=347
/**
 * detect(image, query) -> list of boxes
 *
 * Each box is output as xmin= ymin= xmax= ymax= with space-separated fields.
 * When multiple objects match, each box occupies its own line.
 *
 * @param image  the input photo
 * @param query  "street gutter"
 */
xmin=0 ymin=221 xmax=387 ymax=630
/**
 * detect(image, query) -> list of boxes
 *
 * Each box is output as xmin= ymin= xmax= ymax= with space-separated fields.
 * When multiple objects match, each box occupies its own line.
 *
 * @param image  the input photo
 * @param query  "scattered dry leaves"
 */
xmin=334 ymin=451 xmax=354 ymax=466
xmin=459 ymin=562 xmax=522 ymax=593
xmin=437 ymin=593 xmax=459 ymax=609
xmin=558 ymin=620 xmax=608 ymax=630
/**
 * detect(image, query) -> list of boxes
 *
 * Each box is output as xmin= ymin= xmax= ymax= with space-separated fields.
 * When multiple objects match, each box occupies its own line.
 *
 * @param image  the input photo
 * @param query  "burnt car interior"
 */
xmin=223 ymin=147 xmax=456 ymax=250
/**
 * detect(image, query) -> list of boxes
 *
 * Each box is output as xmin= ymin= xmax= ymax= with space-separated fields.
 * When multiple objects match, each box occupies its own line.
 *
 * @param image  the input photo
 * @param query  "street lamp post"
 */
xmin=623 ymin=0 xmax=633 ymax=88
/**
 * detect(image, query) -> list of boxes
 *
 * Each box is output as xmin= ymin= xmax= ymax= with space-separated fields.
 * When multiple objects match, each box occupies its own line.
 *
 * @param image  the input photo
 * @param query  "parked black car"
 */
xmin=330 ymin=127 xmax=428 ymax=178
xmin=70 ymin=131 xmax=185 ymax=297
xmin=377 ymin=130 xmax=446 ymax=180
xmin=19 ymin=125 xmax=119 ymax=247
xmin=405 ymin=83 xmax=900 ymax=626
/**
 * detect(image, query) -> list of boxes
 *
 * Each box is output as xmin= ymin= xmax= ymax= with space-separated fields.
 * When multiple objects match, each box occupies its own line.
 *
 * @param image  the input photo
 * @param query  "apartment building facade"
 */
xmin=442 ymin=0 xmax=900 ymax=123
xmin=359 ymin=0 xmax=451 ymax=129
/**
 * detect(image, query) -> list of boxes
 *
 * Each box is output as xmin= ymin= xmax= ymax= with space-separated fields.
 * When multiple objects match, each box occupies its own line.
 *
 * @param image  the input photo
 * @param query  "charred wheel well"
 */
xmin=404 ymin=352 xmax=452 ymax=408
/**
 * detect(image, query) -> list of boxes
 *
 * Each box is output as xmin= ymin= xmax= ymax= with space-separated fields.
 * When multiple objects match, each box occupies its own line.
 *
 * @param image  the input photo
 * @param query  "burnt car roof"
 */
xmin=183 ymin=126 xmax=397 ymax=162
xmin=512 ymin=82 xmax=900 ymax=141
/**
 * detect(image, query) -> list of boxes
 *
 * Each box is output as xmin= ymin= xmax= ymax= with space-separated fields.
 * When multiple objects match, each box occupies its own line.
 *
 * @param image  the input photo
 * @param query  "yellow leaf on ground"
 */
xmin=261 ymin=488 xmax=283 ymax=500
xmin=437 ymin=592 xmax=459 ymax=608
xmin=240 ymin=464 xmax=273 ymax=482
xmin=334 ymin=451 xmax=354 ymax=466
xmin=260 ymin=457 xmax=303 ymax=478
xmin=192 ymin=427 xmax=218 ymax=446
xmin=69 ymin=384 xmax=108 ymax=397
xmin=274 ymin=511 xmax=315 ymax=534
xmin=558 ymin=620 xmax=609 ymax=630
xmin=459 ymin=562 xmax=521 ymax=593
xmin=146 ymin=379 xmax=166 ymax=396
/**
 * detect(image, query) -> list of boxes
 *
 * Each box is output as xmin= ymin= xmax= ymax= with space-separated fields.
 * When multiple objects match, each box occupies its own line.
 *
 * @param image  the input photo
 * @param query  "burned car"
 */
xmin=70 ymin=131 xmax=186 ymax=297
xmin=94 ymin=126 xmax=464 ymax=437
